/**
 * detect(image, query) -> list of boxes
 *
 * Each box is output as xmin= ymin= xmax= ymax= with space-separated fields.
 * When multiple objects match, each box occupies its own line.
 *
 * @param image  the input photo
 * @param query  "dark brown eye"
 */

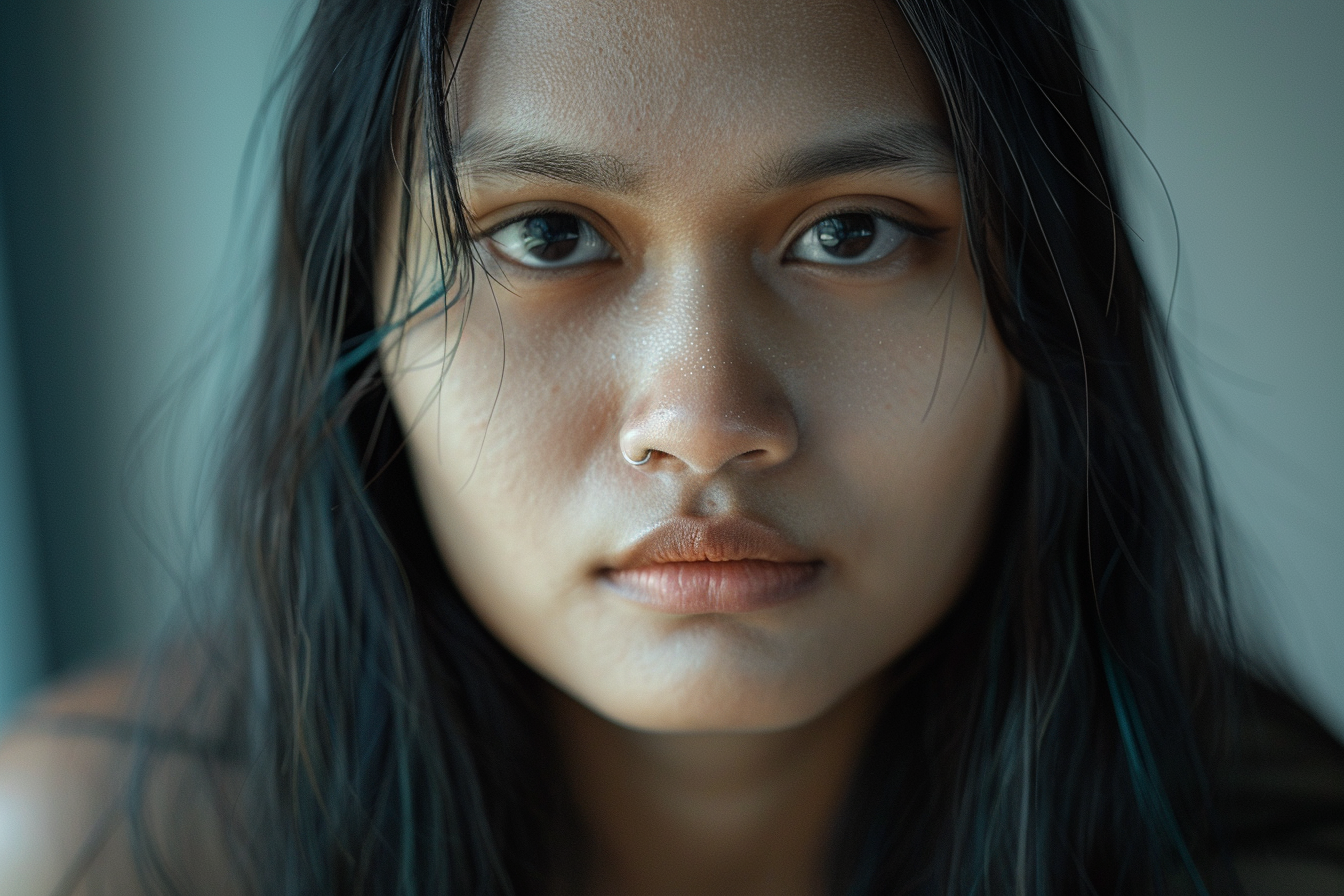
xmin=787 ymin=212 xmax=909 ymax=266
xmin=489 ymin=212 xmax=614 ymax=268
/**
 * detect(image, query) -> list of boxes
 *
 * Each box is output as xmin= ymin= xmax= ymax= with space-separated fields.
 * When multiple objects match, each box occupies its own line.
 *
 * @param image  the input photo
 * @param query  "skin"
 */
xmin=378 ymin=0 xmax=1022 ymax=892
xmin=0 ymin=5 xmax=1339 ymax=896
xmin=0 ymin=665 xmax=245 ymax=896
xmin=0 ymin=2 xmax=1019 ymax=895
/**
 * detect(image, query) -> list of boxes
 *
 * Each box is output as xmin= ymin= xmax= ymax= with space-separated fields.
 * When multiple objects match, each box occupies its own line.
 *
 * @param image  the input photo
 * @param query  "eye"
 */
xmin=786 ymin=212 xmax=911 ymax=266
xmin=486 ymin=212 xmax=615 ymax=269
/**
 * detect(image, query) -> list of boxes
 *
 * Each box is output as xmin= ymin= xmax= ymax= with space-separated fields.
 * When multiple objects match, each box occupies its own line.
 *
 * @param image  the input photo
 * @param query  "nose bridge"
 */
xmin=619 ymin=253 xmax=798 ymax=474
xmin=654 ymin=258 xmax=747 ymax=383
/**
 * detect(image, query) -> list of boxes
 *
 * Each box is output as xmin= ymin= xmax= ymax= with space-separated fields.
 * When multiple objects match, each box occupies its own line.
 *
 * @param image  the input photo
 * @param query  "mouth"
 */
xmin=600 ymin=516 xmax=824 ymax=614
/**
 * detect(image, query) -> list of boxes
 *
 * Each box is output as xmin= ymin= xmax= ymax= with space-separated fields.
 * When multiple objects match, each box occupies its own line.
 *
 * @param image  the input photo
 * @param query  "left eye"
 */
xmin=786 ymin=212 xmax=910 ymax=266
xmin=487 ymin=212 xmax=615 ymax=269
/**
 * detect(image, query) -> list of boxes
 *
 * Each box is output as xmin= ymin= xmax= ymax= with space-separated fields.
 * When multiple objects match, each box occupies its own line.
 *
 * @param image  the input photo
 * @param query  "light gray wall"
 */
xmin=1078 ymin=0 xmax=1344 ymax=736
xmin=0 ymin=0 xmax=292 ymax=709
xmin=0 ymin=1 xmax=1340 ymax=734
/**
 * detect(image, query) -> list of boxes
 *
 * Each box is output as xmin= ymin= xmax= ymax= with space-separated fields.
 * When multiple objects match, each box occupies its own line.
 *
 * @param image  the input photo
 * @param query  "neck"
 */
xmin=552 ymin=680 xmax=884 ymax=896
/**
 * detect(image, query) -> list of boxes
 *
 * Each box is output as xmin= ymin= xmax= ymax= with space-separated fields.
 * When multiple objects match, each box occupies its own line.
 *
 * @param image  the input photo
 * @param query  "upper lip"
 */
xmin=604 ymin=516 xmax=818 ymax=570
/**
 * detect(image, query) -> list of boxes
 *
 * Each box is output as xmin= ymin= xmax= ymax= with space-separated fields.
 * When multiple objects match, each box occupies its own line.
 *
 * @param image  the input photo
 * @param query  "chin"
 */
xmin=572 ymin=665 xmax=858 ymax=735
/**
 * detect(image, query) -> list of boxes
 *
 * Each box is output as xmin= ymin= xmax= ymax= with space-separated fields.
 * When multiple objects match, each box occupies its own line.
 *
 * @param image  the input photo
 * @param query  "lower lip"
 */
xmin=603 ymin=560 xmax=823 ymax=614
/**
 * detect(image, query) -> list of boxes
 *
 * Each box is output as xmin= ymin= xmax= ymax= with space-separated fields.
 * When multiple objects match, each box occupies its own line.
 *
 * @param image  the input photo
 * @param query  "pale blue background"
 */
xmin=0 ymin=0 xmax=292 ymax=719
xmin=0 ymin=0 xmax=1341 ymax=733
xmin=1076 ymin=0 xmax=1344 ymax=734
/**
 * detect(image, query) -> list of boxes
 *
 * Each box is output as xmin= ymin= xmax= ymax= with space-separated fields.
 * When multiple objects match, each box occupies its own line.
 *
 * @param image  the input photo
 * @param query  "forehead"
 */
xmin=449 ymin=0 xmax=945 ymax=178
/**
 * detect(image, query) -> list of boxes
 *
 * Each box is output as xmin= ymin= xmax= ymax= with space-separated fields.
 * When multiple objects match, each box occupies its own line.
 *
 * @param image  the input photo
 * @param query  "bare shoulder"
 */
xmin=0 ymin=662 xmax=246 ymax=896
xmin=0 ymin=665 xmax=142 ymax=895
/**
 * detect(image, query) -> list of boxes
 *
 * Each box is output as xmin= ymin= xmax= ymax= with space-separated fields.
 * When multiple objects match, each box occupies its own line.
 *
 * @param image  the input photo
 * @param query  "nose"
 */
xmin=617 ymin=264 xmax=799 ymax=476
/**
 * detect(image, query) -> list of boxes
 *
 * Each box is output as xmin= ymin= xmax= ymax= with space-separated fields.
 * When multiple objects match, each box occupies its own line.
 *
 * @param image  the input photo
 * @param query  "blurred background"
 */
xmin=0 ymin=0 xmax=1341 ymax=734
xmin=0 ymin=0 xmax=293 ymax=719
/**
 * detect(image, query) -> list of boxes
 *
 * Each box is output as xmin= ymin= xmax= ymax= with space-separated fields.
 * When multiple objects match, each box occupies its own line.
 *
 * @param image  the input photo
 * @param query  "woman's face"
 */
xmin=380 ymin=0 xmax=1021 ymax=732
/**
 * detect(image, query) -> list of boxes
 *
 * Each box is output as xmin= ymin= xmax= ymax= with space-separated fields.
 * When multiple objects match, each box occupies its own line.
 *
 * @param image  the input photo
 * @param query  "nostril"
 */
xmin=618 ymin=368 xmax=801 ymax=475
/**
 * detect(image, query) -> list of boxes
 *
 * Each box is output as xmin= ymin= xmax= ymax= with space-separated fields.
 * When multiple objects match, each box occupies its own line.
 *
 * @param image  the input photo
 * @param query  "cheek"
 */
xmin=849 ymin=346 xmax=1018 ymax=597
xmin=801 ymin=271 xmax=1020 ymax=626
xmin=384 ymin=293 xmax=624 ymax=603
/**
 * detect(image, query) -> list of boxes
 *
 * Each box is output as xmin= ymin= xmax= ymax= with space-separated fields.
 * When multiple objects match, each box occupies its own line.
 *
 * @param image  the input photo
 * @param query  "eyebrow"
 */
xmin=456 ymin=130 xmax=645 ymax=193
xmin=454 ymin=120 xmax=956 ymax=194
xmin=754 ymin=121 xmax=957 ymax=189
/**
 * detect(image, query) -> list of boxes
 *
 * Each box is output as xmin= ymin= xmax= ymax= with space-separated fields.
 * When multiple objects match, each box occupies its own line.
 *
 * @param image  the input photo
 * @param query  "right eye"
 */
xmin=486 ymin=212 xmax=616 ymax=269
xmin=785 ymin=212 xmax=912 ymax=267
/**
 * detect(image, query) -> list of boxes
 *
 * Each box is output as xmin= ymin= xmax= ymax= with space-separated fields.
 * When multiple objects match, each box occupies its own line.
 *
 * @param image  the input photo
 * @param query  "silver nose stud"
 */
xmin=622 ymin=447 xmax=653 ymax=466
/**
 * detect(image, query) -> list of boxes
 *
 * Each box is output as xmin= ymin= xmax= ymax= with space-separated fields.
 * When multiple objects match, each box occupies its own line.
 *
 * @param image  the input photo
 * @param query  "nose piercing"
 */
xmin=622 ymin=447 xmax=653 ymax=466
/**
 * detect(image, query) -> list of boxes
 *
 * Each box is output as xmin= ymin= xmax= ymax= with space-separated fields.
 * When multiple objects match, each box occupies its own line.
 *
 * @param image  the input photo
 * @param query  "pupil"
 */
xmin=523 ymin=214 xmax=581 ymax=262
xmin=816 ymin=214 xmax=875 ymax=259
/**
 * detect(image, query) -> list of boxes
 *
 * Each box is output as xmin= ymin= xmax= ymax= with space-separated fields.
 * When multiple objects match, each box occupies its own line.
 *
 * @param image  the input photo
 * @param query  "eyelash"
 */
xmin=480 ymin=206 xmax=572 ymax=239
xmin=475 ymin=204 xmax=942 ymax=271
xmin=784 ymin=205 xmax=941 ymax=267
xmin=796 ymin=205 xmax=940 ymax=243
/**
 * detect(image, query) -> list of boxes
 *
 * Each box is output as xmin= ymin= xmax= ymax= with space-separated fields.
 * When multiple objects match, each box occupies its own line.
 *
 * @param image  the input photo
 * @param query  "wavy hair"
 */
xmin=122 ymin=0 xmax=1242 ymax=893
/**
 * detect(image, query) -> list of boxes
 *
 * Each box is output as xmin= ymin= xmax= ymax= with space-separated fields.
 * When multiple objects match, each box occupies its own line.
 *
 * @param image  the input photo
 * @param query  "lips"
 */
xmin=601 ymin=516 xmax=823 ymax=613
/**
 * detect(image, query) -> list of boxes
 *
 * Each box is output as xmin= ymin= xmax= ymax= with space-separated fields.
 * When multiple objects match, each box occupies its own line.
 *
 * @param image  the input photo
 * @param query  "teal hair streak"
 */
xmin=966 ymin=588 xmax=1015 ymax=896
xmin=1102 ymin=648 xmax=1209 ymax=896
xmin=328 ymin=281 xmax=454 ymax=387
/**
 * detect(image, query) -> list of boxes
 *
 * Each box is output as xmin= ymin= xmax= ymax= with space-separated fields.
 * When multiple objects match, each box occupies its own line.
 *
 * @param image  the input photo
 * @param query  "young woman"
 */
xmin=3 ymin=0 xmax=1343 ymax=893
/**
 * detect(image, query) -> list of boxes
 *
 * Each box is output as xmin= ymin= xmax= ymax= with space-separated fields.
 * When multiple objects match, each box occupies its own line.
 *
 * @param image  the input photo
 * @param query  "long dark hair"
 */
xmin=130 ymin=0 xmax=1242 ymax=893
